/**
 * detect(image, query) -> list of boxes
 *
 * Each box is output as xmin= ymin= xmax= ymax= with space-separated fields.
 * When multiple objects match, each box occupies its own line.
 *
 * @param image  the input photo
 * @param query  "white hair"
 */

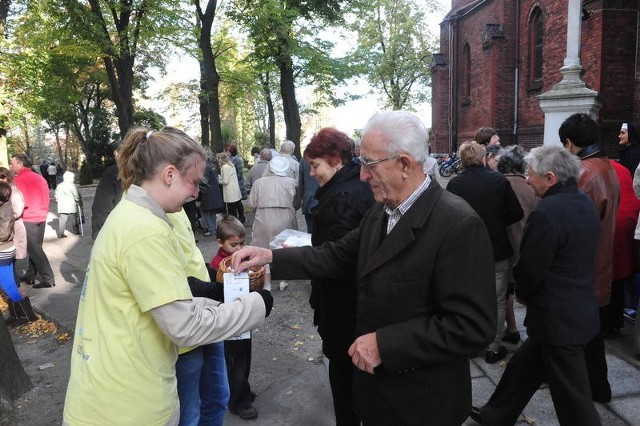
xmin=362 ymin=111 xmax=429 ymax=164
xmin=280 ymin=140 xmax=295 ymax=155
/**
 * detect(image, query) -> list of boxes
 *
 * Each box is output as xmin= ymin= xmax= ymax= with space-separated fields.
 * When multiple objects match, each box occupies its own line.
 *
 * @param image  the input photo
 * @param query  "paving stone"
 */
xmin=608 ymin=395 xmax=640 ymax=426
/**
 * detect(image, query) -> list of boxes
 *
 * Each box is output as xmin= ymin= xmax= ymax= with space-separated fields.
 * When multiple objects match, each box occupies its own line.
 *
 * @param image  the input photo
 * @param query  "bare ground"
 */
xmin=0 ymin=316 xmax=71 ymax=426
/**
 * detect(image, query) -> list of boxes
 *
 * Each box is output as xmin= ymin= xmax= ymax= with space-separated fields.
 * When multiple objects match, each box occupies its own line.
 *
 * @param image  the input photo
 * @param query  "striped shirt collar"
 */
xmin=383 ymin=175 xmax=431 ymax=234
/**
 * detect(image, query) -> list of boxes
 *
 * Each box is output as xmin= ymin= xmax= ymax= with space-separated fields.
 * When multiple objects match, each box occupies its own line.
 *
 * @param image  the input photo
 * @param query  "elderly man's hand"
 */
xmin=348 ymin=332 xmax=381 ymax=375
xmin=231 ymin=246 xmax=273 ymax=272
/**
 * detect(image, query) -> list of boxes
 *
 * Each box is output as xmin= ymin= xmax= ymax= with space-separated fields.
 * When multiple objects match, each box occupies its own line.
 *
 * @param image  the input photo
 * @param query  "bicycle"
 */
xmin=438 ymin=154 xmax=463 ymax=177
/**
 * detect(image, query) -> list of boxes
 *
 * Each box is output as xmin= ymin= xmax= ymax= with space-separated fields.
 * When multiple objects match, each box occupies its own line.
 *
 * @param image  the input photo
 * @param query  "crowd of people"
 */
xmin=2 ymin=110 xmax=640 ymax=426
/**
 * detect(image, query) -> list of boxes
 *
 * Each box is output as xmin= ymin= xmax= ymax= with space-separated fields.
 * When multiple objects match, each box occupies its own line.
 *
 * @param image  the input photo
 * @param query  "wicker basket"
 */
xmin=215 ymin=256 xmax=266 ymax=291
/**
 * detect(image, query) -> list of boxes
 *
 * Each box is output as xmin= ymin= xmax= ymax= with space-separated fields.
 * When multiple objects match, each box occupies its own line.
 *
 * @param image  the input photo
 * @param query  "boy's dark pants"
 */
xmin=224 ymin=338 xmax=253 ymax=411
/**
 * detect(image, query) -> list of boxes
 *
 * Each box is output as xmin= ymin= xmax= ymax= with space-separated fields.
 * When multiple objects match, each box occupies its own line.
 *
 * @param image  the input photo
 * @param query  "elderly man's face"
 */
xmin=360 ymin=128 xmax=404 ymax=207
xmin=526 ymin=166 xmax=549 ymax=197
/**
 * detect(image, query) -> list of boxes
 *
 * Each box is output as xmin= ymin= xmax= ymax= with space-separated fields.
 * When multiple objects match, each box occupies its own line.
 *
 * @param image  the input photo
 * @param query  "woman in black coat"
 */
xmin=200 ymin=155 xmax=225 ymax=236
xmin=305 ymin=128 xmax=375 ymax=426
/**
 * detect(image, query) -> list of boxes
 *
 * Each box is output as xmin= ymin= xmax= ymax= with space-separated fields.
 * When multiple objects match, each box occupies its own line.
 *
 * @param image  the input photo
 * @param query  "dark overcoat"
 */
xmin=272 ymin=179 xmax=496 ymax=425
xmin=515 ymin=181 xmax=601 ymax=346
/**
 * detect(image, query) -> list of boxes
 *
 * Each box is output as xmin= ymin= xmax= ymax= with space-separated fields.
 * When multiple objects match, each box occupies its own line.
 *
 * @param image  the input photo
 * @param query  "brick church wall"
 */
xmin=432 ymin=0 xmax=640 ymax=154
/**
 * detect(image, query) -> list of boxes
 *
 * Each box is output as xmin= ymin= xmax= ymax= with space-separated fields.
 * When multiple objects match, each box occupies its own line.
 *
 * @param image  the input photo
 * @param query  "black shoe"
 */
xmin=469 ymin=406 xmax=482 ymax=424
xmin=502 ymin=330 xmax=521 ymax=344
xmin=485 ymin=346 xmax=508 ymax=364
xmin=6 ymin=317 xmax=29 ymax=327
xmin=32 ymin=281 xmax=55 ymax=289
xmin=231 ymin=406 xmax=258 ymax=420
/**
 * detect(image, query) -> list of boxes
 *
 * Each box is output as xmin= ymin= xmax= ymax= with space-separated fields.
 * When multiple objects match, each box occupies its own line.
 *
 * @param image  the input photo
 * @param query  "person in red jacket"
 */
xmin=9 ymin=154 xmax=55 ymax=288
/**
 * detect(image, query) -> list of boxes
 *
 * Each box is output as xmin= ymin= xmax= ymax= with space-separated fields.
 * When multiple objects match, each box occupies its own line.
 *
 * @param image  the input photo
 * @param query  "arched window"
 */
xmin=529 ymin=8 xmax=544 ymax=86
xmin=463 ymin=43 xmax=471 ymax=102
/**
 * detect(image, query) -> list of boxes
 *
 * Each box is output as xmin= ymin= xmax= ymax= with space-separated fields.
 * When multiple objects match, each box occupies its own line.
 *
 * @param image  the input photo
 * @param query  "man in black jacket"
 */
xmin=473 ymin=145 xmax=601 ymax=425
xmin=92 ymin=140 xmax=122 ymax=239
xmin=447 ymin=141 xmax=524 ymax=364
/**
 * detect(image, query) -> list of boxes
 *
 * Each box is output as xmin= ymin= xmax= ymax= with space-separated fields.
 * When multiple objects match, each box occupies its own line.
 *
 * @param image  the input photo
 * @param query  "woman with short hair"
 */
xmin=304 ymin=127 xmax=375 ymax=426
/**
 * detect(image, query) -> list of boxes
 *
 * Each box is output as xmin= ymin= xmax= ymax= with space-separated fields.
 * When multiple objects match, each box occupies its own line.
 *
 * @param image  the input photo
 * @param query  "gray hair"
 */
xmin=280 ymin=140 xmax=295 ymax=155
xmin=526 ymin=146 xmax=580 ymax=185
xmin=497 ymin=145 xmax=527 ymax=175
xmin=362 ymin=111 xmax=429 ymax=164
xmin=259 ymin=148 xmax=273 ymax=161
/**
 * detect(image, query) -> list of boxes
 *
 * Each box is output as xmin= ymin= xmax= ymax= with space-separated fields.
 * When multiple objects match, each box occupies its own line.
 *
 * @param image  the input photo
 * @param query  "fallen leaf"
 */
xmin=56 ymin=333 xmax=71 ymax=343
xmin=17 ymin=318 xmax=58 ymax=338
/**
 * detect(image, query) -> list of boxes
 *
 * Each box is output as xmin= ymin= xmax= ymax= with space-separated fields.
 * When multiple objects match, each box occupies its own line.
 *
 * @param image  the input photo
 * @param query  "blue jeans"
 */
xmin=199 ymin=342 xmax=230 ymax=426
xmin=201 ymin=210 xmax=217 ymax=235
xmin=176 ymin=347 xmax=205 ymax=426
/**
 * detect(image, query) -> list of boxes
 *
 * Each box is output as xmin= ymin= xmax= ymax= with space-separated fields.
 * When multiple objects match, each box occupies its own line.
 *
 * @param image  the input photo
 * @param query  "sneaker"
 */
xmin=204 ymin=232 xmax=212 ymax=237
xmin=485 ymin=346 xmax=508 ymax=364
xmin=231 ymin=405 xmax=258 ymax=420
xmin=624 ymin=308 xmax=637 ymax=322
xmin=279 ymin=281 xmax=288 ymax=291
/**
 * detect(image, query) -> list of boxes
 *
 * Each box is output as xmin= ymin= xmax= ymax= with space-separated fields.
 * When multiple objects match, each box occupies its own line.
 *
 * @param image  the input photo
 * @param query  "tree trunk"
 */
xmin=196 ymin=0 xmax=223 ymax=153
xmin=277 ymin=53 xmax=302 ymax=158
xmin=0 ymin=320 xmax=32 ymax=413
xmin=0 ymin=0 xmax=10 ymax=36
xmin=260 ymin=74 xmax=276 ymax=147
xmin=85 ymin=0 xmax=136 ymax=138
xmin=103 ymin=55 xmax=134 ymax=138
xmin=198 ymin=61 xmax=210 ymax=149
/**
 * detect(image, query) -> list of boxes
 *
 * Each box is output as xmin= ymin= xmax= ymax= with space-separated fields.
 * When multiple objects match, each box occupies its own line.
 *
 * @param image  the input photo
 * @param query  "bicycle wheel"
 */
xmin=454 ymin=160 xmax=463 ymax=174
xmin=439 ymin=164 xmax=453 ymax=178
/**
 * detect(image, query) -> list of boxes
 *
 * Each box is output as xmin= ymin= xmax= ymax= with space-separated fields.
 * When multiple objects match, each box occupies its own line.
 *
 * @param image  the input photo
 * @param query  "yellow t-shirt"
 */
xmin=168 ymin=209 xmax=210 ymax=355
xmin=168 ymin=210 xmax=209 ymax=281
xmin=63 ymin=193 xmax=193 ymax=426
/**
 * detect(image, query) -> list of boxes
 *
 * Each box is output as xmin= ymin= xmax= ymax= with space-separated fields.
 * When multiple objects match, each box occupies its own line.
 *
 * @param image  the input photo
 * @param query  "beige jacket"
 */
xmin=220 ymin=163 xmax=242 ymax=203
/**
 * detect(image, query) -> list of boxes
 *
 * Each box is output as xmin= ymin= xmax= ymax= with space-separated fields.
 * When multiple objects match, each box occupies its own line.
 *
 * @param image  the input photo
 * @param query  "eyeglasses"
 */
xmin=361 ymin=155 xmax=399 ymax=170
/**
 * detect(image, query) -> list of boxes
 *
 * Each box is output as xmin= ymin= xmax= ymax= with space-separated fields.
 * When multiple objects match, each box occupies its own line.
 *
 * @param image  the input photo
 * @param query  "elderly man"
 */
xmin=472 ymin=146 xmax=602 ymax=425
xmin=245 ymin=148 xmax=272 ymax=193
xmin=232 ymin=111 xmax=496 ymax=425
xmin=279 ymin=140 xmax=300 ymax=180
xmin=559 ymin=113 xmax=618 ymax=403
xmin=10 ymin=154 xmax=56 ymax=288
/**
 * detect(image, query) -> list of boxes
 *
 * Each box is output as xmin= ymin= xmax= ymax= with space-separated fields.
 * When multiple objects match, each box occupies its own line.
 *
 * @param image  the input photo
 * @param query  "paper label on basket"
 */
xmin=223 ymin=272 xmax=251 ymax=340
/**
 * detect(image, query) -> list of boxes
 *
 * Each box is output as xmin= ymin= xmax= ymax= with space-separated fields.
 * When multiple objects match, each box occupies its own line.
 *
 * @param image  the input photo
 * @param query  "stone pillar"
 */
xmin=537 ymin=0 xmax=600 ymax=146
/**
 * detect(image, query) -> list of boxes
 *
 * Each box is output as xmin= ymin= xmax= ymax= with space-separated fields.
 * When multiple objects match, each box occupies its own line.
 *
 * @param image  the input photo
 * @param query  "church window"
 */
xmin=529 ymin=8 xmax=544 ymax=87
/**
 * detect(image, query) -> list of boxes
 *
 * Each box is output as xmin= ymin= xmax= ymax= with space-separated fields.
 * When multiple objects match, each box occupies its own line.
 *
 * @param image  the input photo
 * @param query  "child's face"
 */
xmin=218 ymin=235 xmax=245 ymax=254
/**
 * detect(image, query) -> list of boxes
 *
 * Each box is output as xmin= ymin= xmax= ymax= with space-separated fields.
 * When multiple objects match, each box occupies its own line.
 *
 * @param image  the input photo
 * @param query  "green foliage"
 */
xmin=254 ymin=130 xmax=270 ymax=146
xmin=133 ymin=108 xmax=167 ymax=129
xmin=78 ymin=159 xmax=94 ymax=185
xmin=350 ymin=0 xmax=441 ymax=110
xmin=221 ymin=121 xmax=236 ymax=145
